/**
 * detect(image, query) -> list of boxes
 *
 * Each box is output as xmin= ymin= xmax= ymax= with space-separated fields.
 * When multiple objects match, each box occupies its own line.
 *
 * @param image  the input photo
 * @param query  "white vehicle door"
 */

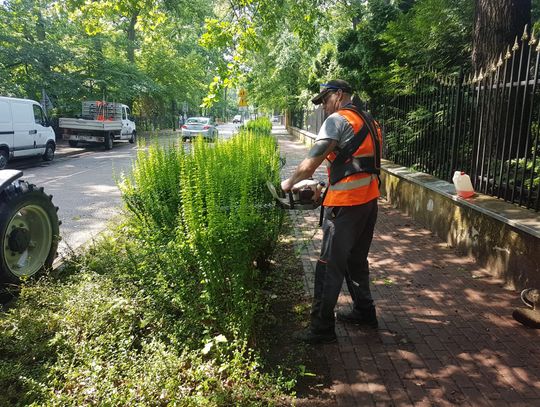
xmin=121 ymin=107 xmax=133 ymax=137
xmin=12 ymin=101 xmax=36 ymax=157
xmin=32 ymin=104 xmax=49 ymax=154
xmin=0 ymin=100 xmax=14 ymax=152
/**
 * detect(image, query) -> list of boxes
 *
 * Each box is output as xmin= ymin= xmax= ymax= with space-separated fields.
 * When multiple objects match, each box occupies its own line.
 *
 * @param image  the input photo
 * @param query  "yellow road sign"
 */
xmin=238 ymin=88 xmax=247 ymax=106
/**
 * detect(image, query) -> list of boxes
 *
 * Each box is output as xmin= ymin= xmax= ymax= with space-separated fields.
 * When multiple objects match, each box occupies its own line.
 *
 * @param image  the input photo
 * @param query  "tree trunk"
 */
xmin=36 ymin=12 xmax=50 ymax=73
xmin=472 ymin=0 xmax=531 ymax=72
xmin=126 ymin=11 xmax=139 ymax=64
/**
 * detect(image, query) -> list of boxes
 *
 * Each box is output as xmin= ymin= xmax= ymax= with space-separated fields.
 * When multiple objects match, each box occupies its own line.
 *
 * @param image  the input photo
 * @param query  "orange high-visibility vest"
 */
xmin=323 ymin=108 xmax=382 ymax=207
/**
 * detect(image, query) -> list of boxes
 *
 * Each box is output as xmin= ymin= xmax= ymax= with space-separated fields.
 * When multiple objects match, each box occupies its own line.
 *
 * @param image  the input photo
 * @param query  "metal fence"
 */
xmin=291 ymin=33 xmax=540 ymax=211
xmin=289 ymin=107 xmax=324 ymax=136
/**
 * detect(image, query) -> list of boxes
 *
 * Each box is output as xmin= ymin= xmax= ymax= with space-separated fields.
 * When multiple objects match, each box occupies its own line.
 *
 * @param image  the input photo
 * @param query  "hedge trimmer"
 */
xmin=266 ymin=179 xmax=325 ymax=210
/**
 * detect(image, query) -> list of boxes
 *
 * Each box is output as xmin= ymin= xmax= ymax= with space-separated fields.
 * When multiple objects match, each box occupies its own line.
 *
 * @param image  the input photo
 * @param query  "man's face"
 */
xmin=321 ymin=89 xmax=342 ymax=116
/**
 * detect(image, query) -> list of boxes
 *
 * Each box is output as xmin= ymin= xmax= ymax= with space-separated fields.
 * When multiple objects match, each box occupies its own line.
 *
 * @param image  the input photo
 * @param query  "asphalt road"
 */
xmin=7 ymin=123 xmax=240 ymax=259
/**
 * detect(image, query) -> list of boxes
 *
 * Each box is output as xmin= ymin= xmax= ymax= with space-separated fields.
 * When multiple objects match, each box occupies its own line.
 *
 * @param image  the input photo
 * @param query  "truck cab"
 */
xmin=121 ymin=105 xmax=135 ymax=138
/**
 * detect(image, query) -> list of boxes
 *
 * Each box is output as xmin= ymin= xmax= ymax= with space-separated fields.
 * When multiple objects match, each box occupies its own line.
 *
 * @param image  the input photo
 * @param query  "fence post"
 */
xmin=172 ymin=100 xmax=177 ymax=131
xmin=450 ymin=70 xmax=464 ymax=176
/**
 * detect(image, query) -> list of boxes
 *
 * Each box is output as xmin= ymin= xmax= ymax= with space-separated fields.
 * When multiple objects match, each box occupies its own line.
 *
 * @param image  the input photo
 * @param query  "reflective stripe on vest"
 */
xmin=327 ymin=174 xmax=377 ymax=191
xmin=323 ymin=109 xmax=380 ymax=207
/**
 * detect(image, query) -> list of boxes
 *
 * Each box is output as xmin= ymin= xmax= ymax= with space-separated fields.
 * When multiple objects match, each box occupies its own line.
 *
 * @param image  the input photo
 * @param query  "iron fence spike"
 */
xmin=505 ymin=46 xmax=512 ymax=59
xmin=512 ymin=36 xmax=520 ymax=51
xmin=522 ymin=24 xmax=529 ymax=41
xmin=530 ymin=28 xmax=537 ymax=45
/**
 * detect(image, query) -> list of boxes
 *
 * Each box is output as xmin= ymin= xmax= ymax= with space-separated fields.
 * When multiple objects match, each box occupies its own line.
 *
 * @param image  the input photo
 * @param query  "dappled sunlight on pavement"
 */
xmin=275 ymin=124 xmax=540 ymax=406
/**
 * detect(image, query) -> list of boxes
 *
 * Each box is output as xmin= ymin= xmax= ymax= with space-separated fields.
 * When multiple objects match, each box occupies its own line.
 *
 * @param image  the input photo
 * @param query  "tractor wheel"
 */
xmin=68 ymin=140 xmax=78 ymax=148
xmin=104 ymin=132 xmax=114 ymax=150
xmin=0 ymin=180 xmax=60 ymax=284
xmin=129 ymin=131 xmax=136 ymax=144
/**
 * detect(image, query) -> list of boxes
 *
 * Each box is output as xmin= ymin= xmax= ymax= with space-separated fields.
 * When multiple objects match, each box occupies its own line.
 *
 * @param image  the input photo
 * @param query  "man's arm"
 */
xmin=281 ymin=139 xmax=337 ymax=192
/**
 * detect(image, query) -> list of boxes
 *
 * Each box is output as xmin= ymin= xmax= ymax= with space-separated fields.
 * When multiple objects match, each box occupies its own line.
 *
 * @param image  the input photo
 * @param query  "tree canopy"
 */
xmin=2 ymin=0 xmax=540 ymax=117
xmin=0 ymin=0 xmax=221 ymax=122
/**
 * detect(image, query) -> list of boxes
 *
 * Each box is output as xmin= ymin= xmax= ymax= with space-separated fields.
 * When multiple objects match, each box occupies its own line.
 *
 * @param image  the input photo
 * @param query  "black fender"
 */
xmin=0 ymin=170 xmax=23 ymax=194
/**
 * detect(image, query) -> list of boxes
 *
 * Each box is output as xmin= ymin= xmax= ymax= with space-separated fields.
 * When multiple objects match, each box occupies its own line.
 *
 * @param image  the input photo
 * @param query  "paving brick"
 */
xmin=388 ymin=387 xmax=414 ymax=406
xmin=461 ymin=386 xmax=491 ymax=406
xmin=341 ymin=351 xmax=361 ymax=371
xmin=414 ymin=343 xmax=437 ymax=359
xmin=487 ymin=400 xmax=511 ymax=407
xmin=470 ymin=377 xmax=503 ymax=400
xmin=423 ymin=335 xmax=446 ymax=351
xmin=275 ymin=127 xmax=540 ymax=407
xmin=402 ymin=379 xmax=425 ymax=401
xmin=452 ymin=370 xmax=475 ymax=389
xmin=391 ymin=359 xmax=413 ymax=379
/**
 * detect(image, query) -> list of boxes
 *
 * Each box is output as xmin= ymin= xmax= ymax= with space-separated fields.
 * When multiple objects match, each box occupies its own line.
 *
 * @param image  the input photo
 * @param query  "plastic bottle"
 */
xmin=452 ymin=171 xmax=475 ymax=198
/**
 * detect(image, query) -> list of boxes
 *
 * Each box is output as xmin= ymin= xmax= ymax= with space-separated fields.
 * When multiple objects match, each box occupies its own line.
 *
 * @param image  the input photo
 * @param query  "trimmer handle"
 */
xmin=288 ymin=191 xmax=295 ymax=209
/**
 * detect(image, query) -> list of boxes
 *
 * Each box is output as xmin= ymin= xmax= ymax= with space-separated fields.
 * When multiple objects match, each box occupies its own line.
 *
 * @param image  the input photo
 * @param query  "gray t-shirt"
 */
xmin=315 ymin=112 xmax=355 ymax=150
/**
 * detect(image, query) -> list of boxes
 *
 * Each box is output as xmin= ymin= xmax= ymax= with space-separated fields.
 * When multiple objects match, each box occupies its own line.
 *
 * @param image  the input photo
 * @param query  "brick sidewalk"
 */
xmin=274 ymin=125 xmax=540 ymax=407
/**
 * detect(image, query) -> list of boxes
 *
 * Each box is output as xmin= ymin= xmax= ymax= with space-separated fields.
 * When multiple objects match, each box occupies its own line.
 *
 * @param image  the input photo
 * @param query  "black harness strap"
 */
xmin=320 ymin=108 xmax=383 ymax=224
xmin=362 ymin=110 xmax=382 ymax=171
xmin=329 ymin=107 xmax=381 ymax=185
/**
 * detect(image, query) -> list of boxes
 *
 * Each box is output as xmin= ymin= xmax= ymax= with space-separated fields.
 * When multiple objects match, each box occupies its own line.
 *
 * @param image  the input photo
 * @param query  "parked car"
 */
xmin=181 ymin=117 xmax=218 ymax=141
xmin=232 ymin=114 xmax=242 ymax=124
xmin=0 ymin=96 xmax=56 ymax=169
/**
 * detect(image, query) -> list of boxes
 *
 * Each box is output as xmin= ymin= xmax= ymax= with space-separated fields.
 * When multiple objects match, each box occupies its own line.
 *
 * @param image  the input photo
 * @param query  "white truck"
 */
xmin=59 ymin=101 xmax=136 ymax=150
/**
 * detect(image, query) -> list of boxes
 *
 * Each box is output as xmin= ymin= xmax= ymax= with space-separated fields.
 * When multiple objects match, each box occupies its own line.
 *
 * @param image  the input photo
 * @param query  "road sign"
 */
xmin=238 ymin=88 xmax=247 ymax=107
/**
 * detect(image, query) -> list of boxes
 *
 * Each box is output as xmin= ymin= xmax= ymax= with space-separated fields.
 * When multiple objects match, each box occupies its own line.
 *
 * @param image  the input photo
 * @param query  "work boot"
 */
xmin=337 ymin=307 xmax=378 ymax=329
xmin=294 ymin=328 xmax=337 ymax=344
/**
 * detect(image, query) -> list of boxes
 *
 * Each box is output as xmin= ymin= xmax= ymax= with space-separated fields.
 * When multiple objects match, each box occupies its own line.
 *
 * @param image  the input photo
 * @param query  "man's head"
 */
xmin=312 ymin=79 xmax=353 ymax=115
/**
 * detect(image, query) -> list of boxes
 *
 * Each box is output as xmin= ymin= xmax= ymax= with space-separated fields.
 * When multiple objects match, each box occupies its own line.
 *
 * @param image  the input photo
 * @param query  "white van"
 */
xmin=0 ymin=96 xmax=56 ymax=169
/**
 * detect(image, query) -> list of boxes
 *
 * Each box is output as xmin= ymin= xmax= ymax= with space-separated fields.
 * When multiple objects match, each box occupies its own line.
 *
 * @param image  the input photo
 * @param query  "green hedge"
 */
xmin=0 ymin=118 xmax=291 ymax=406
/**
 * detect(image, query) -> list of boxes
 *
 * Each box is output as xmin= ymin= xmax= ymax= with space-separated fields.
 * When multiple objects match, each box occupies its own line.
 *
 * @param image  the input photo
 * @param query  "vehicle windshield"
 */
xmin=186 ymin=117 xmax=209 ymax=124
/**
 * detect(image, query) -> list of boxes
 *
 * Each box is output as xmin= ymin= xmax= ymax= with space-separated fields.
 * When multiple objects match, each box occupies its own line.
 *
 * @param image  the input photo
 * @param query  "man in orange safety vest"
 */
xmin=281 ymin=79 xmax=382 ymax=344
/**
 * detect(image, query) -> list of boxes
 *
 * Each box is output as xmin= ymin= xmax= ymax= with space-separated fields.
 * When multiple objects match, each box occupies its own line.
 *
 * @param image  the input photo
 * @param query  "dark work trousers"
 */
xmin=310 ymin=198 xmax=378 ymax=333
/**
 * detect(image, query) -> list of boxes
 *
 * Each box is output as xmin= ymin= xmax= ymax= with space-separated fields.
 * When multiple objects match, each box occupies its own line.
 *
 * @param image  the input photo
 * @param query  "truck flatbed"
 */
xmin=59 ymin=117 xmax=122 ymax=132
